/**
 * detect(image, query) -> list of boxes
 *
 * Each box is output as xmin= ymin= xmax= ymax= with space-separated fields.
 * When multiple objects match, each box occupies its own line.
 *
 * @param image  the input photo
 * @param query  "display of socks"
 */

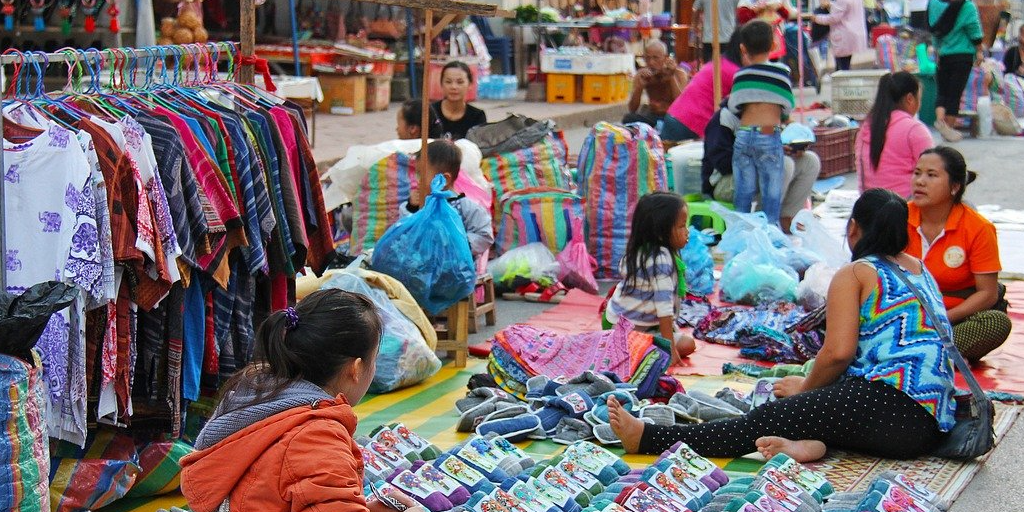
xmin=386 ymin=469 xmax=455 ymax=511
xmin=876 ymin=471 xmax=948 ymax=511
xmin=762 ymin=453 xmax=834 ymax=501
xmin=642 ymin=466 xmax=713 ymax=511
xmin=449 ymin=437 xmax=514 ymax=482
xmin=530 ymin=464 xmax=595 ymax=507
xmin=484 ymin=432 xmax=537 ymax=473
xmin=412 ymin=460 xmax=473 ymax=506
xmin=390 ymin=422 xmax=443 ymax=460
xmin=499 ymin=478 xmax=564 ymax=512
xmin=664 ymin=442 xmax=731 ymax=487
xmin=433 ymin=453 xmax=497 ymax=494
xmin=856 ymin=479 xmax=941 ymax=512
xmin=361 ymin=413 xmax=857 ymax=512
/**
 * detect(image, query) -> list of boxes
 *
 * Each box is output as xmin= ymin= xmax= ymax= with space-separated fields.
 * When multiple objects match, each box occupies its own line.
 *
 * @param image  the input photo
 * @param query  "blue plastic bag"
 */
xmin=720 ymin=230 xmax=798 ymax=304
xmin=371 ymin=175 xmax=477 ymax=315
xmin=682 ymin=226 xmax=715 ymax=296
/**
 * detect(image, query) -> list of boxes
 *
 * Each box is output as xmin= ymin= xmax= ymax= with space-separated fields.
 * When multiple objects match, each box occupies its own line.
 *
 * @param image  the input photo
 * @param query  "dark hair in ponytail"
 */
xmin=850 ymin=188 xmax=910 ymax=261
xmin=867 ymin=72 xmax=920 ymax=169
xmin=219 ymin=289 xmax=383 ymax=407
xmin=400 ymin=99 xmax=443 ymax=138
xmin=920 ymin=146 xmax=976 ymax=204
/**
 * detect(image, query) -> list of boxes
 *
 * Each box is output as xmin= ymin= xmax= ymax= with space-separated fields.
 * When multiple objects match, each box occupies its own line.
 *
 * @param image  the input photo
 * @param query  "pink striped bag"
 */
xmin=1001 ymin=73 xmax=1024 ymax=117
xmin=349 ymin=152 xmax=419 ymax=255
xmin=578 ymin=122 xmax=669 ymax=278
xmin=875 ymin=35 xmax=899 ymax=71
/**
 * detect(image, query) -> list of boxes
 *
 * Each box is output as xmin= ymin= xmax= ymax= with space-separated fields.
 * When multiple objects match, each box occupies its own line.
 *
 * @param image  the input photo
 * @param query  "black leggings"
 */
xmin=638 ymin=378 xmax=944 ymax=459
xmin=936 ymin=54 xmax=975 ymax=116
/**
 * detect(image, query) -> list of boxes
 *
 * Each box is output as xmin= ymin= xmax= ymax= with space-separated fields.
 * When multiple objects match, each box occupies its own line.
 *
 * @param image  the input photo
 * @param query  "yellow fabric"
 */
xmin=296 ymin=269 xmax=438 ymax=350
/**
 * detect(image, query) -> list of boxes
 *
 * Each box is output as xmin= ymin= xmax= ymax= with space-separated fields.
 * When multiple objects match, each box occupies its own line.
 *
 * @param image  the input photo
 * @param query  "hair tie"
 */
xmin=284 ymin=307 xmax=299 ymax=330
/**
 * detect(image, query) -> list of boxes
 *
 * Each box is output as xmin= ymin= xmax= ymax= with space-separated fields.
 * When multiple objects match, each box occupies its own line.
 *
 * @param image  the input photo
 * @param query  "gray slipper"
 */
xmin=715 ymin=387 xmax=752 ymax=413
xmin=669 ymin=391 xmax=745 ymax=422
xmin=553 ymin=417 xmax=596 ymax=445
xmin=592 ymin=424 xmax=621 ymax=445
xmin=556 ymin=371 xmax=617 ymax=398
xmin=638 ymin=404 xmax=676 ymax=426
xmin=456 ymin=387 xmax=517 ymax=413
xmin=456 ymin=399 xmax=499 ymax=432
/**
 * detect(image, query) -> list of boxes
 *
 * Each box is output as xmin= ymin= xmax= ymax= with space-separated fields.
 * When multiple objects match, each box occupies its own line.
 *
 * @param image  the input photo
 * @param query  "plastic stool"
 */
xmin=685 ymin=197 xmax=733 ymax=234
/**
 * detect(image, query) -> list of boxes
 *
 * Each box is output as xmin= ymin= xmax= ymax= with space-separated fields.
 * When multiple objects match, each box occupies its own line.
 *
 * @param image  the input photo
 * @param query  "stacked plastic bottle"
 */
xmin=478 ymin=75 xmax=519 ymax=100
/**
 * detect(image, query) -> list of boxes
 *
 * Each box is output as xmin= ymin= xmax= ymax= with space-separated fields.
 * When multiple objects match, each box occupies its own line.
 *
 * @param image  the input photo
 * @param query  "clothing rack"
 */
xmin=0 ymin=40 xmax=248 ymax=292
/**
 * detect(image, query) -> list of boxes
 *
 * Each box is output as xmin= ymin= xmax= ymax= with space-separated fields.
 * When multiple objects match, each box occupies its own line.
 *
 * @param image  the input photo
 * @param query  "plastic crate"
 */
xmin=582 ymin=75 xmax=617 ymax=104
xmin=811 ymin=127 xmax=859 ymax=178
xmin=616 ymin=74 xmax=631 ymax=102
xmin=547 ymin=73 xmax=577 ymax=103
xmin=829 ymin=70 xmax=889 ymax=119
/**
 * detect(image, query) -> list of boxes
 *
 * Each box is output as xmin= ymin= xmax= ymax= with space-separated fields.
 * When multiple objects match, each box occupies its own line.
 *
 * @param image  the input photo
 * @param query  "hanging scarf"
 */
xmin=930 ymin=0 xmax=966 ymax=39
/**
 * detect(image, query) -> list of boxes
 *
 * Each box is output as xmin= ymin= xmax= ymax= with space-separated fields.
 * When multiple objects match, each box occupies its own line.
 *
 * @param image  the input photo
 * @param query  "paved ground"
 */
xmin=310 ymin=79 xmax=1024 ymax=508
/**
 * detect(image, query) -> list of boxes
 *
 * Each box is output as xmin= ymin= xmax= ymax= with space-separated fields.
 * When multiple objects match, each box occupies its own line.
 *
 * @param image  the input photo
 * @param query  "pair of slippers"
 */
xmin=502 ymin=281 xmax=570 ymax=303
xmin=822 ymin=471 xmax=948 ymax=512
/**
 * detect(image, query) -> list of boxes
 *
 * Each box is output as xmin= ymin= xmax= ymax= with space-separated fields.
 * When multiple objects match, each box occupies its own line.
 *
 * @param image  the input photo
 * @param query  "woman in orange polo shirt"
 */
xmin=905 ymin=147 xmax=1011 ymax=361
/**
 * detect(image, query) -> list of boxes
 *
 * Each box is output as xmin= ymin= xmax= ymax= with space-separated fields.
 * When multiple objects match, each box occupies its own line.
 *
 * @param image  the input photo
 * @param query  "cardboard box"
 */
xmin=366 ymin=76 xmax=392 ymax=112
xmin=318 ymin=73 xmax=366 ymax=115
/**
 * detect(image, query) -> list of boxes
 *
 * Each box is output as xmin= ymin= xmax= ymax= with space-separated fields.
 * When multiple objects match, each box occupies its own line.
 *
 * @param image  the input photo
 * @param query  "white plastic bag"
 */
xmin=796 ymin=262 xmax=838 ymax=310
xmin=487 ymin=242 xmax=561 ymax=287
xmin=791 ymin=209 xmax=850 ymax=269
xmin=321 ymin=138 xmax=486 ymax=211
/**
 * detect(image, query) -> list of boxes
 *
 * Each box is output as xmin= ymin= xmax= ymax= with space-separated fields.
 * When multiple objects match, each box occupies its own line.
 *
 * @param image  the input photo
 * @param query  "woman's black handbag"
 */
xmin=879 ymin=259 xmax=996 ymax=460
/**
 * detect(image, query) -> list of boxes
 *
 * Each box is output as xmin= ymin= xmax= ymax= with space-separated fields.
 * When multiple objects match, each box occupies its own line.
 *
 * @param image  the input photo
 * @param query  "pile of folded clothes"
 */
xmin=487 ymin=319 xmax=671 ymax=400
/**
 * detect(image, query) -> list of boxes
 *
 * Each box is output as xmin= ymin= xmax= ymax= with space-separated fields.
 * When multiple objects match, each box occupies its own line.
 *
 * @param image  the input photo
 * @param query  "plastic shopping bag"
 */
xmin=556 ymin=216 xmax=599 ymax=294
xmin=682 ymin=226 xmax=715 ymax=296
xmin=487 ymin=242 xmax=561 ymax=289
xmin=320 ymin=271 xmax=441 ymax=393
xmin=796 ymin=262 xmax=837 ymax=310
xmin=720 ymin=230 xmax=799 ymax=304
xmin=371 ymin=175 xmax=477 ymax=315
xmin=711 ymin=202 xmax=790 ymax=258
xmin=791 ymin=210 xmax=850 ymax=268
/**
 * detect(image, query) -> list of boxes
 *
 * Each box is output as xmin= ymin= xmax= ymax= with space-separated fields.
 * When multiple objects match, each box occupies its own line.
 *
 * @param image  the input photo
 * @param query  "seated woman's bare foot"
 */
xmin=755 ymin=436 xmax=827 ymax=463
xmin=607 ymin=397 xmax=644 ymax=454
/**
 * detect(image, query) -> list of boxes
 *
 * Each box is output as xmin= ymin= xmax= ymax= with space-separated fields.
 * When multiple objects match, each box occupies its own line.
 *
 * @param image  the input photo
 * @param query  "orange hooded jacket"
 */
xmin=179 ymin=396 xmax=369 ymax=512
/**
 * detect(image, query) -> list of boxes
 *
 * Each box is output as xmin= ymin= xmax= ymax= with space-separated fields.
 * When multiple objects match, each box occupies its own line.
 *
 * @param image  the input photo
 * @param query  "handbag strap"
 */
xmin=875 ymin=258 xmax=990 ymax=409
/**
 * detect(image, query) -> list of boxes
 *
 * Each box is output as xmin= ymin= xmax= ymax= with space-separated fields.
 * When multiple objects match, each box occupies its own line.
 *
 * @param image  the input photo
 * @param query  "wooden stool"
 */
xmin=430 ymin=300 xmax=469 ymax=367
xmin=468 ymin=274 xmax=497 ymax=334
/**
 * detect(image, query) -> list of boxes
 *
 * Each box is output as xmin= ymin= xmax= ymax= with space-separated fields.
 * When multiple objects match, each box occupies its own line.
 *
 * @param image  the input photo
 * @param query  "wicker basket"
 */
xmin=830 ymin=69 xmax=889 ymax=119
xmin=811 ymin=127 xmax=859 ymax=178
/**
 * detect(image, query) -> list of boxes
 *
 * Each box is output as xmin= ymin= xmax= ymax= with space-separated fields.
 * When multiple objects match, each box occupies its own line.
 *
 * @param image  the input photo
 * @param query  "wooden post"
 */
xmin=711 ymin=0 xmax=722 ymax=105
xmin=240 ymin=0 xmax=256 ymax=85
xmin=419 ymin=9 xmax=434 ymax=200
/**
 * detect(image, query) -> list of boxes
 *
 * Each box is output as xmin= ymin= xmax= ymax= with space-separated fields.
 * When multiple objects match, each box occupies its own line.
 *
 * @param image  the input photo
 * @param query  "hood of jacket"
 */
xmin=180 ymin=380 xmax=357 ymax=512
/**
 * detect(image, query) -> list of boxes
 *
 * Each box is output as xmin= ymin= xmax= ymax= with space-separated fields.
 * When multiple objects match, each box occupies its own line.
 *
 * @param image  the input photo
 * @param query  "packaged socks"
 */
xmin=499 ymin=478 xmax=564 ymax=512
xmin=657 ymin=442 xmax=729 ymax=490
xmin=411 ymin=460 xmax=472 ymax=506
xmin=521 ymin=475 xmax=585 ymax=512
xmin=854 ymin=479 xmax=942 ymax=512
xmin=547 ymin=455 xmax=606 ymax=495
xmin=357 ymin=435 xmax=413 ymax=472
xmin=641 ymin=465 xmax=713 ymax=511
xmin=761 ymin=453 xmax=834 ymax=501
xmin=613 ymin=482 xmax=685 ymax=512
xmin=385 ymin=469 xmax=455 ymax=511
xmin=433 ymin=452 xmax=496 ymax=494
xmin=449 ymin=436 xmax=515 ymax=482
xmin=876 ymin=471 xmax=948 ymax=511
xmin=530 ymin=464 xmax=595 ymax=507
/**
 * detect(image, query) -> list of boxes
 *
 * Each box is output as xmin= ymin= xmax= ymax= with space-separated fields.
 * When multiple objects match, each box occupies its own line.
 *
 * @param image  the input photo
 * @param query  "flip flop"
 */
xmin=501 ymin=282 xmax=541 ymax=302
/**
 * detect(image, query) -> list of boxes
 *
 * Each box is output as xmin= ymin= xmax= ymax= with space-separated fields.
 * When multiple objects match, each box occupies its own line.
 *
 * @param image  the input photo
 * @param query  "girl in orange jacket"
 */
xmin=180 ymin=289 xmax=425 ymax=512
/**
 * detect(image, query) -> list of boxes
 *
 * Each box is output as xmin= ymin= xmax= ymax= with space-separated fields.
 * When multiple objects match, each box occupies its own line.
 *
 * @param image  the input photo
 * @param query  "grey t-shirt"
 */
xmin=694 ymin=0 xmax=741 ymax=43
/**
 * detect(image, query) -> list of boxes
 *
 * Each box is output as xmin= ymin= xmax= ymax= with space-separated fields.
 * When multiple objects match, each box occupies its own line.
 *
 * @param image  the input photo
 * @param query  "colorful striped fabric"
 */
xmin=123 ymin=440 xmax=193 ymax=499
xmin=49 ymin=430 xmax=140 ymax=512
xmin=0 ymin=354 xmax=49 ymax=512
xmin=959 ymin=66 xmax=995 ymax=113
xmin=478 ymin=132 xmax=573 ymax=224
xmin=350 ymin=152 xmax=419 ymax=255
xmin=494 ymin=187 xmax=584 ymax=257
xmin=577 ymin=122 xmax=669 ymax=278
xmin=875 ymin=35 xmax=899 ymax=71
xmin=1002 ymin=74 xmax=1024 ymax=118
